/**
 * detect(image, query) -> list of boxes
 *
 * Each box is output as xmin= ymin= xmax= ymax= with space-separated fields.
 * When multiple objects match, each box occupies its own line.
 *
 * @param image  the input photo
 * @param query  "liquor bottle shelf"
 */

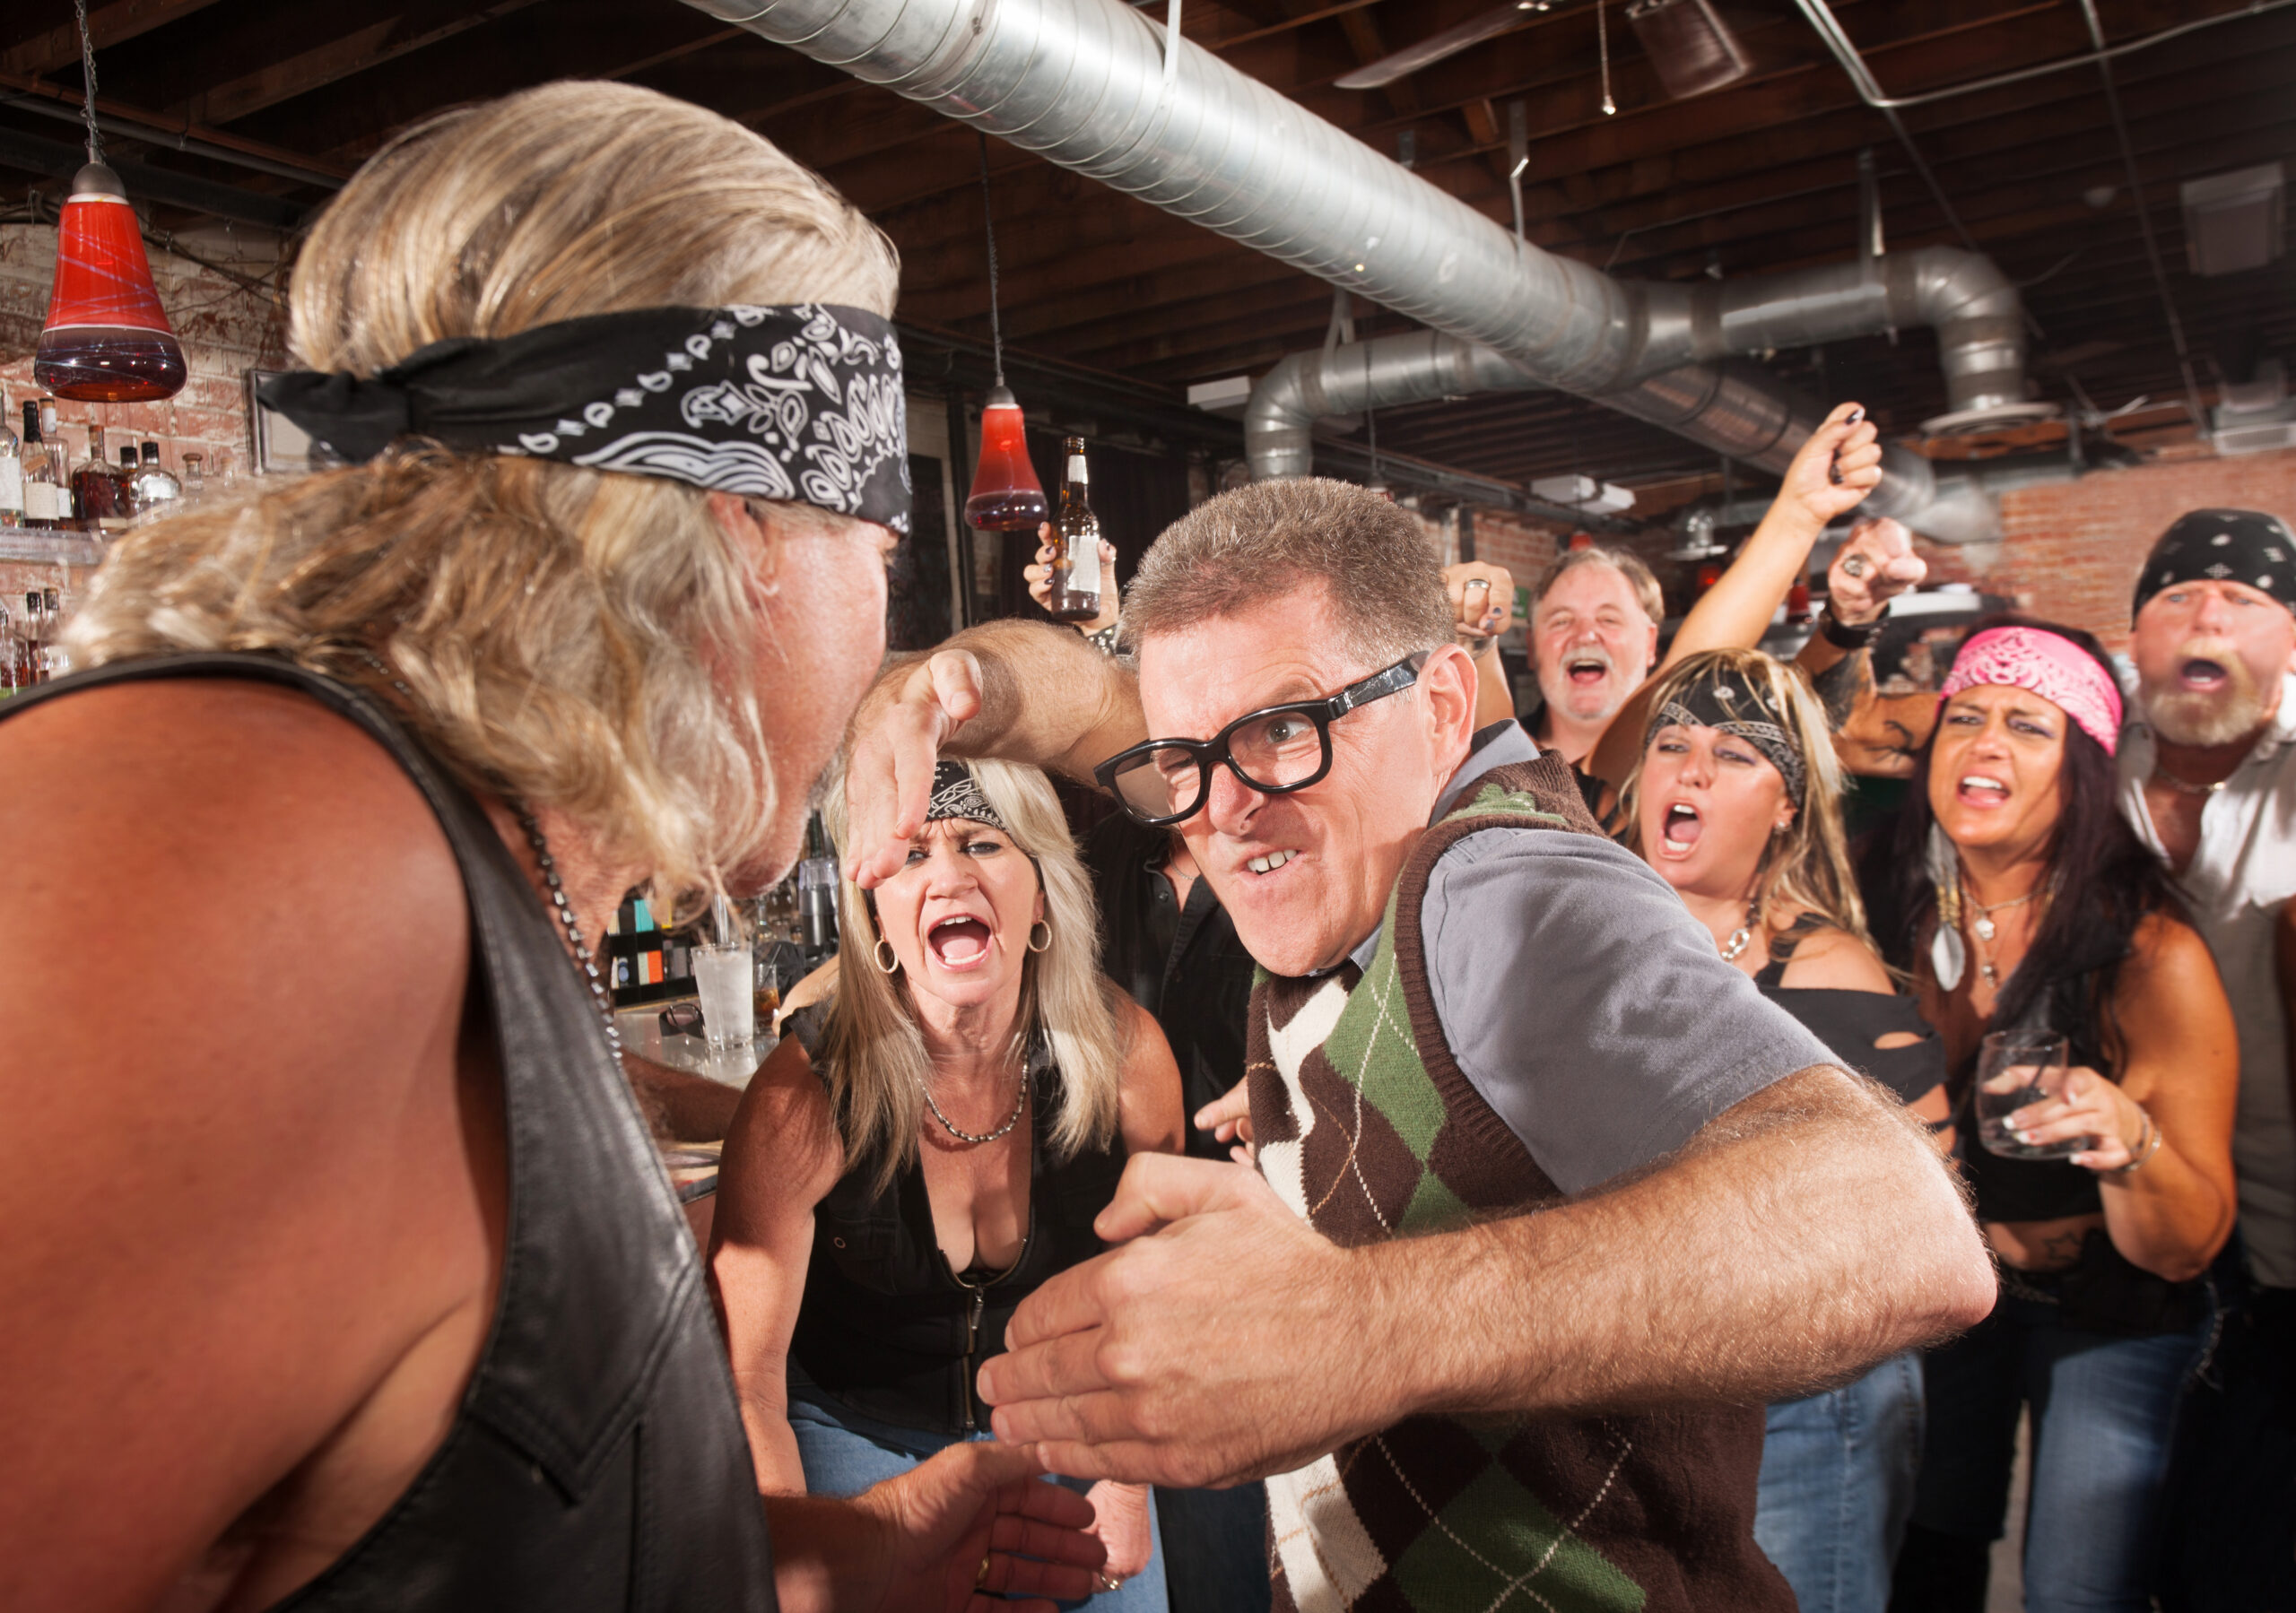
xmin=0 ymin=526 xmax=105 ymax=565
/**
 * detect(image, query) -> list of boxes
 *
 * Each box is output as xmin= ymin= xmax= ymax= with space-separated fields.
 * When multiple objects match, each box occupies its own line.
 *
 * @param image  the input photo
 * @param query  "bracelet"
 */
xmin=1085 ymin=622 xmax=1122 ymax=659
xmin=2108 ymin=1106 xmax=2163 ymax=1175
xmin=1818 ymin=600 xmax=1884 ymax=650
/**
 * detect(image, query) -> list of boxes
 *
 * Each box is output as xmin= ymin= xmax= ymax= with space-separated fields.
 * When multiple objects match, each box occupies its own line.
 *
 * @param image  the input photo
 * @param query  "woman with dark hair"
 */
xmin=1869 ymin=618 xmax=2240 ymax=1613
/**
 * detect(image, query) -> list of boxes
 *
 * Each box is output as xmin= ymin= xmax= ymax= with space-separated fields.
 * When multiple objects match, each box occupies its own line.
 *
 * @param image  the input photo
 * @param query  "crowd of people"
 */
xmin=2 ymin=80 xmax=2289 ymax=1613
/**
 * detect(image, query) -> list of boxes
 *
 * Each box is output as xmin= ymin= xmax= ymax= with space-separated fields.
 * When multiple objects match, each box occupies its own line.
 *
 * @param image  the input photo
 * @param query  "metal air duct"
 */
xmin=1247 ymin=246 xmax=2035 ymax=535
xmin=688 ymin=0 xmax=1962 ymax=528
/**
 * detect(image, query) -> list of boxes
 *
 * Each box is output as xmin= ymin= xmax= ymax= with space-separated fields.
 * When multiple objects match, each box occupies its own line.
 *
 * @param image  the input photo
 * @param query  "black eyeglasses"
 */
xmin=1092 ymin=652 xmax=1429 ymax=827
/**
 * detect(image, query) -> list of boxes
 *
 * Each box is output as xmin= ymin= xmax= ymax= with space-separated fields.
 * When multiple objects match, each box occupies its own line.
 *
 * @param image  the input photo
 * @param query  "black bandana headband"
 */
xmin=926 ymin=760 xmax=1008 ymax=833
xmin=257 ymin=303 xmax=910 ymax=533
xmin=1647 ymin=668 xmax=1808 ymax=803
xmin=2133 ymin=508 xmax=2296 ymax=620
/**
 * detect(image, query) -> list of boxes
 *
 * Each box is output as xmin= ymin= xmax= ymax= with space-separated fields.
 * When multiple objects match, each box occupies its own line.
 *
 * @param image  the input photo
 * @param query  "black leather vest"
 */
xmin=783 ymin=1005 xmax=1126 ymax=1435
xmin=0 ymin=654 xmax=776 ymax=1611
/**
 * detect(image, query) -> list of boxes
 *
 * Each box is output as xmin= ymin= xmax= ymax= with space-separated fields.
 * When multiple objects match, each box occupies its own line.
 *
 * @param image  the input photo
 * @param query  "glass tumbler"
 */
xmin=1975 ymin=1029 xmax=2082 ymax=1159
xmin=690 ymin=941 xmax=756 ymax=1050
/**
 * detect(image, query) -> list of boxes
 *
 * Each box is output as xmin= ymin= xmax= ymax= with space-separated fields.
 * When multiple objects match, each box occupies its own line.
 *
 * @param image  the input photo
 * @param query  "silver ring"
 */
xmin=1841 ymin=554 xmax=1869 ymax=578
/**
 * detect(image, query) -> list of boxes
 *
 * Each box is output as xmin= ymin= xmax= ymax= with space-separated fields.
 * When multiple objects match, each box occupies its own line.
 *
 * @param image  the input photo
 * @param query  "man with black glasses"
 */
xmin=844 ymin=474 xmax=1991 ymax=1613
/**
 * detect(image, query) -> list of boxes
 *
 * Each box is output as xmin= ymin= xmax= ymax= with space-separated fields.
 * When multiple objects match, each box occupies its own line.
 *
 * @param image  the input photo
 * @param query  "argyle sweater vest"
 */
xmin=1245 ymin=756 xmax=1789 ymax=1613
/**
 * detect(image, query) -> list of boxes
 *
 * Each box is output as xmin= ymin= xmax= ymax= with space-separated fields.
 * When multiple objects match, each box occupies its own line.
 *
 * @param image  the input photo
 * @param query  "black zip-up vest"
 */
xmin=783 ymin=1004 xmax=1126 ymax=1435
xmin=1 ymin=654 xmax=777 ymax=1611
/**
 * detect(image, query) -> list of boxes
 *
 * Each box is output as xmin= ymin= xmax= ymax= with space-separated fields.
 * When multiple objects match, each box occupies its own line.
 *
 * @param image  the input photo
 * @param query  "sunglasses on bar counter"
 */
xmin=1092 ymin=651 xmax=1430 ymax=828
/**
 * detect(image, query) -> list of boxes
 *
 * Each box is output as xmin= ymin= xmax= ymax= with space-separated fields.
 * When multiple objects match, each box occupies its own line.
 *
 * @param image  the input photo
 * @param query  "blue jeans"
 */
xmin=1153 ymin=1483 xmax=1271 ymax=1613
xmin=2157 ymin=1279 xmax=2296 ymax=1610
xmin=1754 ymin=1350 xmax=1922 ymax=1613
xmin=786 ymin=1371 xmax=1170 ymax=1612
xmin=1909 ymin=1292 xmax=2212 ymax=1613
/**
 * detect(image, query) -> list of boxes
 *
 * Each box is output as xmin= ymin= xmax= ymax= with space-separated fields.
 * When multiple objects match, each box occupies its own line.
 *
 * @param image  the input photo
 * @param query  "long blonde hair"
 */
xmin=1618 ymin=647 xmax=1871 ymax=948
xmin=819 ymin=759 xmax=1127 ymax=1193
xmin=65 ymin=82 xmax=898 ymax=906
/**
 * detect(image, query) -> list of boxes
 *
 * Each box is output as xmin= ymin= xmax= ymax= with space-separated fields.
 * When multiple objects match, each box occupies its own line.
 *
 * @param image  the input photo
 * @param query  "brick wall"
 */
xmin=3 ymin=221 xmax=291 ymax=634
xmin=1911 ymin=447 xmax=2296 ymax=653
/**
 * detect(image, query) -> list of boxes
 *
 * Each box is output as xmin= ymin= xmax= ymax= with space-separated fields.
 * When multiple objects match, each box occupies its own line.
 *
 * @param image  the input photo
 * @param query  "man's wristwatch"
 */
xmin=1818 ymin=600 xmax=1884 ymax=650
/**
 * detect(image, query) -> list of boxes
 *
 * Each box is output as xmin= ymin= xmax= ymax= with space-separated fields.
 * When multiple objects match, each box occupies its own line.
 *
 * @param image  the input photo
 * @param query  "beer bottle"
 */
xmin=1045 ymin=435 xmax=1103 ymax=624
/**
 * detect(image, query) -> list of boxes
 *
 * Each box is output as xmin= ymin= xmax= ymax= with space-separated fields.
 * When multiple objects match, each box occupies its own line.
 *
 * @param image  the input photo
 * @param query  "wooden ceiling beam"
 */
xmin=1 ymin=0 xmax=225 ymax=76
xmin=166 ymin=0 xmax=551 ymax=126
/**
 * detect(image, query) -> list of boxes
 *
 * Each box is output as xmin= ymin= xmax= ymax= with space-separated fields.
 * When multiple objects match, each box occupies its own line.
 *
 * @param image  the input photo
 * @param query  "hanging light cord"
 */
xmin=977 ymin=133 xmax=1004 ymax=390
xmin=1596 ymin=0 xmax=1616 ymax=116
xmin=74 ymin=0 xmax=103 ymax=167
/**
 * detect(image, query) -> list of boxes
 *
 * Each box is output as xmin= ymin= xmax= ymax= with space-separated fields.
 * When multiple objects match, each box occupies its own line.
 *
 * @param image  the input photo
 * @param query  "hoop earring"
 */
xmin=873 ymin=939 xmax=900 ymax=974
xmin=1027 ymin=920 xmax=1052 ymax=954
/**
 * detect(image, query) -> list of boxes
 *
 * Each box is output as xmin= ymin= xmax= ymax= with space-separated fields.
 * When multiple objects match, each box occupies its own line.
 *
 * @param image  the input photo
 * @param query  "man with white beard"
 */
xmin=1523 ymin=547 xmax=1665 ymax=767
xmin=2115 ymin=507 xmax=2296 ymax=1609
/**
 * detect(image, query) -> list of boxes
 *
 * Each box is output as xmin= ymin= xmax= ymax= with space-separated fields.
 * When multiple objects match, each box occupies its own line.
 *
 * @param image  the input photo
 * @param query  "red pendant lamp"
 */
xmin=32 ymin=3 xmax=187 ymax=405
xmin=962 ymin=136 xmax=1047 ymax=533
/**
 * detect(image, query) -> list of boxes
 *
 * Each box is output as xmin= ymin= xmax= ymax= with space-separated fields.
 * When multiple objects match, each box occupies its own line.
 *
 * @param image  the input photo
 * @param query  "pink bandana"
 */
xmin=1938 ymin=626 xmax=2123 ymax=755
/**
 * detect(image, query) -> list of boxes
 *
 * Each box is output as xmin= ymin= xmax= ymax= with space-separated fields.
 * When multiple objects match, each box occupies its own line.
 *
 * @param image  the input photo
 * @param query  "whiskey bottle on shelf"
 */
xmin=41 ymin=586 xmax=68 ymax=680
xmin=0 ymin=389 xmax=22 ymax=527
xmin=1044 ymin=436 xmax=1104 ymax=624
xmin=21 ymin=404 xmax=61 ymax=531
xmin=131 ymin=441 xmax=181 ymax=522
xmin=72 ymin=426 xmax=129 ymax=534
xmin=0 ymin=601 xmax=21 ymax=697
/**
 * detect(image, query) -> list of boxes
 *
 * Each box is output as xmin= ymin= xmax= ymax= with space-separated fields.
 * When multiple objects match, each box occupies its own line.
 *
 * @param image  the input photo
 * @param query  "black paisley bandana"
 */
xmin=925 ymin=760 xmax=1008 ymax=833
xmin=1647 ymin=667 xmax=1808 ymax=803
xmin=257 ymin=303 xmax=910 ymax=533
xmin=2132 ymin=508 xmax=2296 ymax=620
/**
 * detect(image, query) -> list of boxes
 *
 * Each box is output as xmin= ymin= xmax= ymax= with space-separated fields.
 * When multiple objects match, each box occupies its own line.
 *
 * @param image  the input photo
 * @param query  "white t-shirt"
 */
xmin=2118 ymin=674 xmax=2296 ymax=1289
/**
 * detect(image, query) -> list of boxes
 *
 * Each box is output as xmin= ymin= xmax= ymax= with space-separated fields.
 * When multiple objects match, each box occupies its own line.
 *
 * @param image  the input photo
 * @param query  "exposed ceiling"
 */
xmin=3 ymin=0 xmax=2291 ymax=496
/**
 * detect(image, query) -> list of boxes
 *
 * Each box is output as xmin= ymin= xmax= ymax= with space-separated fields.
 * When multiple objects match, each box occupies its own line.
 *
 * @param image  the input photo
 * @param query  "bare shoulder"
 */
xmin=2118 ymin=909 xmax=2239 ymax=1062
xmin=1775 ymin=922 xmax=1894 ymax=994
xmin=0 ymin=677 xmax=485 ymax=1607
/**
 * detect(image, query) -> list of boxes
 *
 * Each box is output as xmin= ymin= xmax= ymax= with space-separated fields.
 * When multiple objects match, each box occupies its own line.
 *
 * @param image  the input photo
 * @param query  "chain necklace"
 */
xmin=1718 ymin=901 xmax=1760 ymax=963
xmin=359 ymin=651 xmax=621 ymax=1054
xmin=1967 ymin=888 xmax=2040 ymax=943
xmin=920 ymin=1065 xmax=1030 ymax=1145
xmin=2151 ymin=763 xmax=2227 ymax=798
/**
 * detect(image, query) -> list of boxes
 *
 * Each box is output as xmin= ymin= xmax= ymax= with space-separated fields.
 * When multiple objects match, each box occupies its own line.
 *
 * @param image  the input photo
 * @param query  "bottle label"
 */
xmin=1065 ymin=454 xmax=1088 ymax=484
xmin=57 ymin=486 xmax=73 ymax=519
xmin=1066 ymin=519 xmax=1100 ymax=596
xmin=24 ymin=482 xmax=58 ymax=523
xmin=0 ymin=458 xmax=21 ymax=518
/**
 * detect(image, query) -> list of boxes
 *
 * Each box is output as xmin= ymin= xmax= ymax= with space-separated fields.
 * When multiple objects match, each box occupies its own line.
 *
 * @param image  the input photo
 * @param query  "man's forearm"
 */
xmin=1367 ymin=1068 xmax=1992 ymax=1419
xmin=932 ymin=620 xmax=1145 ymax=782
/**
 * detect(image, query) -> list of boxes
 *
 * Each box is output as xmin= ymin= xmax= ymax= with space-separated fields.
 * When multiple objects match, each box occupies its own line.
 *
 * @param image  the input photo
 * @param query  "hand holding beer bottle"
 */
xmin=1024 ymin=437 xmax=1117 ymax=632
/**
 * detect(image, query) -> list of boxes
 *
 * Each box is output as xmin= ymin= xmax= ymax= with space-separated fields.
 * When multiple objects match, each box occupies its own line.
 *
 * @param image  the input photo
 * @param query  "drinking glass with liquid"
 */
xmin=691 ymin=942 xmax=756 ymax=1050
xmin=1976 ymin=1029 xmax=2083 ymax=1159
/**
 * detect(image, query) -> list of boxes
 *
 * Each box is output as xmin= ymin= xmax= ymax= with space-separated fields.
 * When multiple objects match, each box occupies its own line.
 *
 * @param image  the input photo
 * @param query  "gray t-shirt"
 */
xmin=1366 ymin=724 xmax=1839 ymax=1197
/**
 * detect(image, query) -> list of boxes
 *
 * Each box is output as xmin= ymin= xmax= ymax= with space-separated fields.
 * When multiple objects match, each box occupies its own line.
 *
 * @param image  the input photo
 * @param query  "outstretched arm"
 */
xmin=843 ymin=621 xmax=1146 ymax=889
xmin=1585 ymin=403 xmax=1883 ymax=791
xmin=978 ymin=1065 xmax=1993 ymax=1487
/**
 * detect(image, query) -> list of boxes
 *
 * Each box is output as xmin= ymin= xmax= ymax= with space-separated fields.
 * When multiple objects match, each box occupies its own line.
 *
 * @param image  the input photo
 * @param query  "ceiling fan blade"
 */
xmin=1334 ymin=0 xmax=1547 ymax=90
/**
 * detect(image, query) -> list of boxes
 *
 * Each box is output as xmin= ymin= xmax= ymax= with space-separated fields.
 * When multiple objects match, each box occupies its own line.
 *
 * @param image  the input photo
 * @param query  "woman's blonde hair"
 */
xmin=66 ymin=81 xmax=899 ymax=905
xmin=1618 ymin=647 xmax=1871 ymax=949
xmin=819 ymin=759 xmax=1127 ymax=1193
